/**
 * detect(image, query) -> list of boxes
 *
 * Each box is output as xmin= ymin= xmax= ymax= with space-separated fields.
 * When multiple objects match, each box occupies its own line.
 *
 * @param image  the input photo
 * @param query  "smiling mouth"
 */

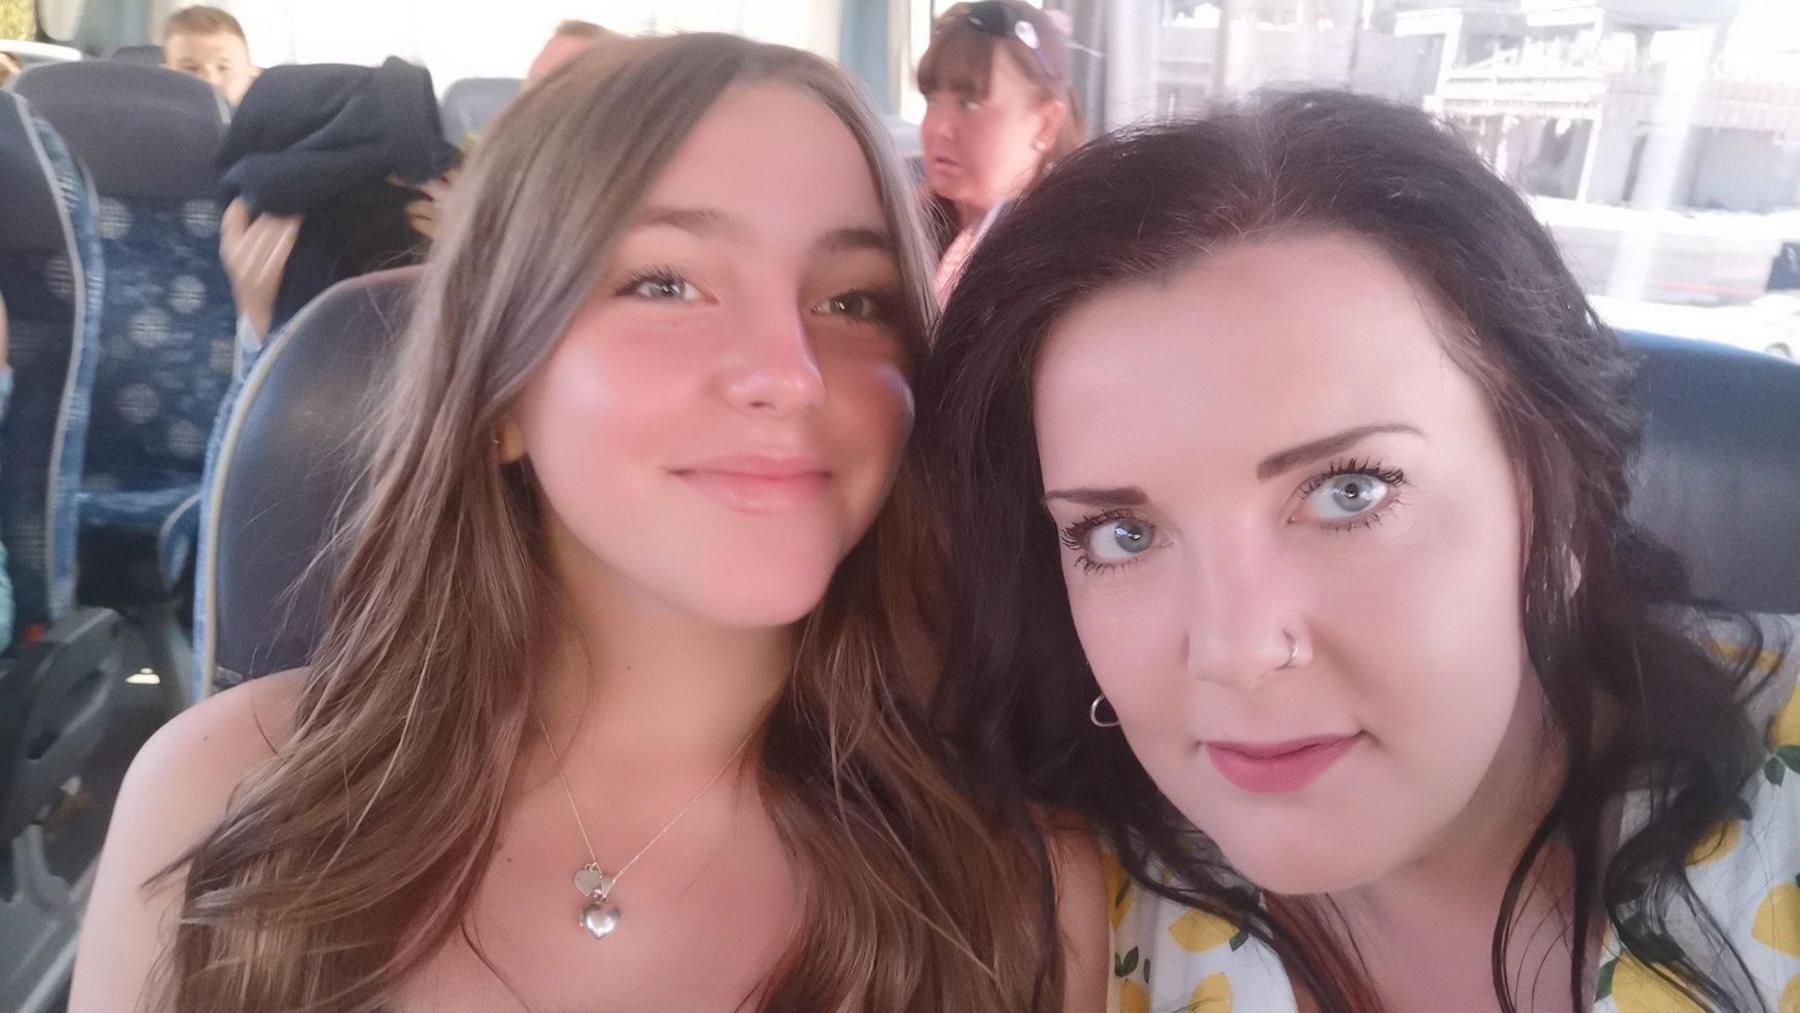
xmin=669 ymin=459 xmax=832 ymax=515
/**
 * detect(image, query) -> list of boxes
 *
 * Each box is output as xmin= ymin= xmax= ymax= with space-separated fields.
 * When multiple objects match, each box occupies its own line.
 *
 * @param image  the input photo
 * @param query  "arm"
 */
xmin=67 ymin=671 xmax=304 ymax=1012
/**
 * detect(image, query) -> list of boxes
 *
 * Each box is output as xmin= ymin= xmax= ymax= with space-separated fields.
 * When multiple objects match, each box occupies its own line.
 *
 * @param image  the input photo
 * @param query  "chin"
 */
xmin=676 ymin=548 xmax=845 ymax=629
xmin=1210 ymin=823 xmax=1402 ymax=897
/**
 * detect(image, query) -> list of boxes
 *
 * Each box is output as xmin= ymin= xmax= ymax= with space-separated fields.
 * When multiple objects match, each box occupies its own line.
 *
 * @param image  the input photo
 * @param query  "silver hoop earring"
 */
xmin=1276 ymin=632 xmax=1300 ymax=670
xmin=1089 ymin=694 xmax=1121 ymax=728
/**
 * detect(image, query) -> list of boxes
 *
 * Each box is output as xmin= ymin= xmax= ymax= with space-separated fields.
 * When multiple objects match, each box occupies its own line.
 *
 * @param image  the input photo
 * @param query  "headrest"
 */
xmin=1623 ymin=332 xmax=1800 ymax=614
xmin=12 ymin=61 xmax=227 ymax=201
xmin=105 ymin=45 xmax=165 ymax=65
xmin=201 ymin=267 xmax=418 ymax=691
xmin=438 ymin=76 xmax=520 ymax=146
xmin=0 ymin=93 xmax=66 ymax=253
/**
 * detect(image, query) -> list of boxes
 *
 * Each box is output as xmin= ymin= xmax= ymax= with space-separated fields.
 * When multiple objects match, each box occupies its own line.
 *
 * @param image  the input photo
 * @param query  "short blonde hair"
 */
xmin=163 ymin=5 xmax=247 ymax=43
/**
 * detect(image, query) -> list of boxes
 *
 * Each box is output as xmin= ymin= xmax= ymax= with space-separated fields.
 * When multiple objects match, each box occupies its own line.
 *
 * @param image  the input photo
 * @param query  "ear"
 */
xmin=497 ymin=415 xmax=527 ymax=464
xmin=1035 ymin=98 xmax=1069 ymax=152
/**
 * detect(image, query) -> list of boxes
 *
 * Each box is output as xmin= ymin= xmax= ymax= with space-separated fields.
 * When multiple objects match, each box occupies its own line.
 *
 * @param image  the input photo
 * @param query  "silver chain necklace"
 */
xmin=535 ymin=715 xmax=755 ymax=940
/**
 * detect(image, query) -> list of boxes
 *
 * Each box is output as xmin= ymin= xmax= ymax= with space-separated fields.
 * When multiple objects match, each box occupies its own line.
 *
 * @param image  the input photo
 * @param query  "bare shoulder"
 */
xmin=66 ymin=669 xmax=308 ymax=1012
xmin=120 ymin=668 xmax=306 ymax=811
xmin=1040 ymin=810 xmax=1111 ymax=1013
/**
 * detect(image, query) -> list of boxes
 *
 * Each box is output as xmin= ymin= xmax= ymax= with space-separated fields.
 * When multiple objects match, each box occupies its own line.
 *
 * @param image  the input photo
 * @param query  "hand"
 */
xmin=220 ymin=198 xmax=302 ymax=341
xmin=403 ymin=169 xmax=460 ymax=243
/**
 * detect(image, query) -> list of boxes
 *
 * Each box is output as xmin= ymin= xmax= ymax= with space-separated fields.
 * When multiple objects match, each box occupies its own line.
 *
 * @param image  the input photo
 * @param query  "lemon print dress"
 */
xmin=1107 ymin=623 xmax=1800 ymax=1013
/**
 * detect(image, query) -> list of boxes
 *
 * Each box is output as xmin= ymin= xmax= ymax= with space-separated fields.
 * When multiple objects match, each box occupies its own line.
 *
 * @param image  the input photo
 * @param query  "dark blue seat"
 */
xmin=0 ymin=91 xmax=124 ymax=1013
xmin=103 ymin=44 xmax=165 ymax=65
xmin=0 ymin=93 xmax=102 ymax=641
xmin=1622 ymin=332 xmax=1800 ymax=614
xmin=195 ymin=268 xmax=416 ymax=697
xmin=14 ymin=61 xmax=238 ymax=704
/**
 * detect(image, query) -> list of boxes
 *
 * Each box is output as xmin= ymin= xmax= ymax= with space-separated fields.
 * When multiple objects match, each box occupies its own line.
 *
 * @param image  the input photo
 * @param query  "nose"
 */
xmin=921 ymin=104 xmax=955 ymax=150
xmin=719 ymin=300 xmax=825 ymax=419
xmin=1179 ymin=530 xmax=1311 ymax=691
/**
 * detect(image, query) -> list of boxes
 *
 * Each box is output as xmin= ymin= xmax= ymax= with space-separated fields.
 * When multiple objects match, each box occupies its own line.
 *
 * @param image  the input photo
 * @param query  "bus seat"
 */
xmin=195 ymin=268 xmax=417 ymax=699
xmin=439 ymin=76 xmax=520 ymax=148
xmin=0 ymin=92 xmax=123 ymax=1013
xmin=14 ymin=62 xmax=240 ymax=706
xmin=103 ymin=45 xmax=164 ymax=65
xmin=1623 ymin=332 xmax=1800 ymax=615
xmin=0 ymin=93 xmax=104 ymax=639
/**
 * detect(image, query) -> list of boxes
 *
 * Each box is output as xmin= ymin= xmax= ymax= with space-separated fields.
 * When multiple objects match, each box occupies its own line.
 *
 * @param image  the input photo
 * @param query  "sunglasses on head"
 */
xmin=938 ymin=1 xmax=1052 ymax=73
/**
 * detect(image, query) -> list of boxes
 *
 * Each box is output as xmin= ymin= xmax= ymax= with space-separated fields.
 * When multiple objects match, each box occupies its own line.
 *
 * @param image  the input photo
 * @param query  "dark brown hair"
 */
xmin=918 ymin=89 xmax=1778 ymax=1012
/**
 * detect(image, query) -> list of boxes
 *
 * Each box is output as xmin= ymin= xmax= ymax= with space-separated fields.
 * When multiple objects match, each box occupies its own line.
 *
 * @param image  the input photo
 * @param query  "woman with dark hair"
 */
xmin=916 ymin=0 xmax=1082 ymax=303
xmin=918 ymin=90 xmax=1800 ymax=1012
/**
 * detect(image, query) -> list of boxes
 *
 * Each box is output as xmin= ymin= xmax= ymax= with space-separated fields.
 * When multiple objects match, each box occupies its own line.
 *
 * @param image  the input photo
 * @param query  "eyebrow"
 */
xmin=819 ymin=226 xmax=894 ymax=255
xmin=1042 ymin=485 xmax=1148 ymax=508
xmin=634 ymin=206 xmax=748 ymax=241
xmin=1255 ymin=423 xmax=1423 ymax=480
xmin=633 ymin=207 xmax=892 ymax=257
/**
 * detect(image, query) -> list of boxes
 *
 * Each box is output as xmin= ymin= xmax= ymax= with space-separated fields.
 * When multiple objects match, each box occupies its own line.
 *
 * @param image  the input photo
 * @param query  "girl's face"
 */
xmin=1034 ymin=232 xmax=1550 ymax=894
xmin=507 ymin=83 xmax=914 ymax=630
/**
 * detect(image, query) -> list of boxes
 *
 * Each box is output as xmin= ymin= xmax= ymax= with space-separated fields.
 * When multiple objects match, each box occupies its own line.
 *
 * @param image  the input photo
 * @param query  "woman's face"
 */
xmin=1033 ymin=232 xmax=1547 ymax=894
xmin=920 ymin=48 xmax=1059 ymax=215
xmin=507 ymin=83 xmax=914 ymax=630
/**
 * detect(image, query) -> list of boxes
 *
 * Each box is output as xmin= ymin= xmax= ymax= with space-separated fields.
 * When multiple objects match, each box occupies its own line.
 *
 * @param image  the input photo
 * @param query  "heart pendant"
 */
xmin=574 ymin=865 xmax=613 ymax=899
xmin=580 ymin=900 xmax=621 ymax=940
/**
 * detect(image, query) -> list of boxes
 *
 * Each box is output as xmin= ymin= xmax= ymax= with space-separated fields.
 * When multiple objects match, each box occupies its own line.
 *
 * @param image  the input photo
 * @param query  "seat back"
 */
xmin=104 ymin=44 xmax=165 ymax=65
xmin=197 ymin=268 xmax=416 ymax=696
xmin=14 ymin=61 xmax=238 ymax=494
xmin=439 ymin=76 xmax=520 ymax=147
xmin=1622 ymin=332 xmax=1800 ymax=614
xmin=0 ymin=93 xmax=104 ymax=638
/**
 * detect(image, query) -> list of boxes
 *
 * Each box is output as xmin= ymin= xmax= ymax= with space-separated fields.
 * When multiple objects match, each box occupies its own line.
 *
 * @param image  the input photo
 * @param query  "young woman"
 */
xmin=71 ymin=34 xmax=1105 ymax=1013
xmin=918 ymin=91 xmax=1800 ymax=1012
xmin=916 ymin=0 xmax=1081 ymax=303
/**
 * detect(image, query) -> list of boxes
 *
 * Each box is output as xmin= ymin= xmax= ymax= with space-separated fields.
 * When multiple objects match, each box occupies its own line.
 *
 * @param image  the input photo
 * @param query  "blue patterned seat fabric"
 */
xmin=0 ymin=99 xmax=104 ymax=645
xmin=78 ymin=195 xmax=239 ymax=604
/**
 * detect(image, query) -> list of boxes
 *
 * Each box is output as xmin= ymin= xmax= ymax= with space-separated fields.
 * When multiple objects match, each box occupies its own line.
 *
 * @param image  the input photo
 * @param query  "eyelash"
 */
xmin=615 ymin=268 xmax=897 ymax=325
xmin=1059 ymin=508 xmax=1150 ymax=575
xmin=615 ymin=266 xmax=692 ymax=299
xmin=1057 ymin=458 xmax=1410 ymax=573
xmin=1294 ymin=457 xmax=1408 ymax=533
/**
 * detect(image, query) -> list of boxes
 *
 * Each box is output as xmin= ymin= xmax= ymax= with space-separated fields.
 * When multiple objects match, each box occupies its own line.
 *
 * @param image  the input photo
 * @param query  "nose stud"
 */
xmin=1276 ymin=632 xmax=1300 ymax=671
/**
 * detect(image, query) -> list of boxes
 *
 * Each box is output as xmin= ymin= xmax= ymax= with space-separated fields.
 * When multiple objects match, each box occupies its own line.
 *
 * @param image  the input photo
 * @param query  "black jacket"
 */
xmin=217 ymin=57 xmax=456 ymax=331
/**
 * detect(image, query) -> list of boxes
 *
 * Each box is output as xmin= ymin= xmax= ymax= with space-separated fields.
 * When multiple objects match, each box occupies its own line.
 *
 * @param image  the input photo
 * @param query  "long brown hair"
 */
xmin=155 ymin=34 xmax=1057 ymax=1012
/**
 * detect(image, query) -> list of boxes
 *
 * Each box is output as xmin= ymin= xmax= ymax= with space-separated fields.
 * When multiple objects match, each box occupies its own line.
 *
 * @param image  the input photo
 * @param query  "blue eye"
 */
xmin=1302 ymin=473 xmax=1392 ymax=521
xmin=1062 ymin=512 xmax=1159 ymax=569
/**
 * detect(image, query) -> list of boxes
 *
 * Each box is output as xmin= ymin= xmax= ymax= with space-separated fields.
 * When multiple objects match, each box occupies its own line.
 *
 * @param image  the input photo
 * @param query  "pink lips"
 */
xmin=1204 ymin=734 xmax=1361 ymax=795
xmin=670 ymin=455 xmax=831 ymax=514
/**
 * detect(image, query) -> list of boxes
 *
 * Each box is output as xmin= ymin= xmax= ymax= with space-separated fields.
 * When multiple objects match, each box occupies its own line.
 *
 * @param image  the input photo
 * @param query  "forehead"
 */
xmin=642 ymin=82 xmax=885 ymax=236
xmin=166 ymin=32 xmax=246 ymax=59
xmin=1034 ymin=233 xmax=1478 ymax=473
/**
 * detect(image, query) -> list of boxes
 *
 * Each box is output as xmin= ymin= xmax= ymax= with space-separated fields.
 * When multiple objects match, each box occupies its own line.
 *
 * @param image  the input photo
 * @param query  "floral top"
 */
xmin=1107 ymin=624 xmax=1800 ymax=1013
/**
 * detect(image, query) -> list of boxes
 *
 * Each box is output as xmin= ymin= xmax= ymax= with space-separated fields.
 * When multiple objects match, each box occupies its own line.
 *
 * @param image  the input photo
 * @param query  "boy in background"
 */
xmin=162 ymin=5 xmax=257 ymax=106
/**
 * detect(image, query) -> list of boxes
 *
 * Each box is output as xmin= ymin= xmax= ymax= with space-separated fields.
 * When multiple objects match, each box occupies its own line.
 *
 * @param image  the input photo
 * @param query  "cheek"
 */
xmin=1066 ymin=567 xmax=1189 ymax=723
xmin=515 ymin=326 xmax=693 ymax=520
xmin=820 ymin=355 xmax=913 ymax=512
